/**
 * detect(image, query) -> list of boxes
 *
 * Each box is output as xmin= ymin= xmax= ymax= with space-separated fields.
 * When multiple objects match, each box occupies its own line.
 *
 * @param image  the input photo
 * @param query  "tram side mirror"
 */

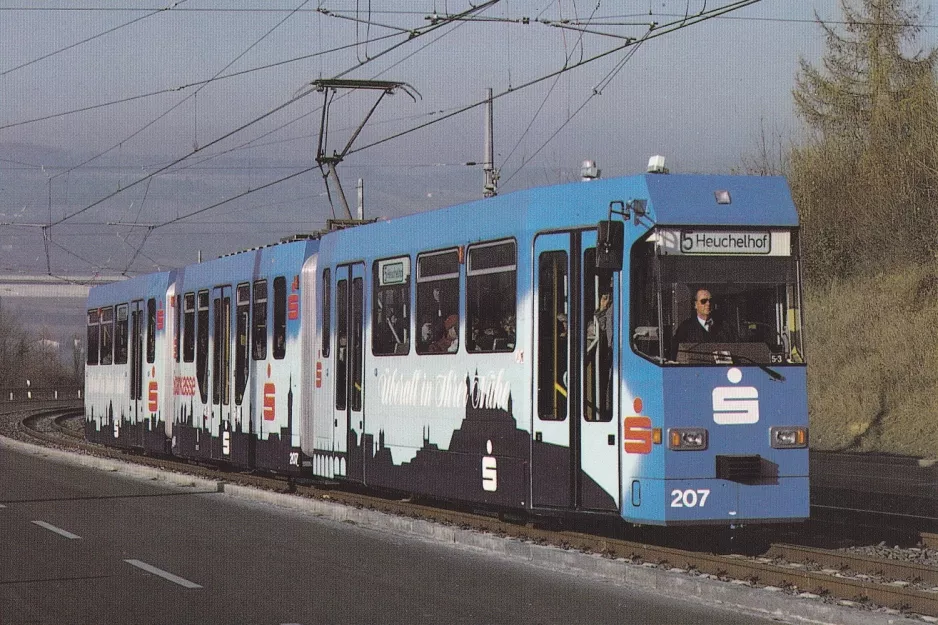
xmin=596 ymin=220 xmax=624 ymax=271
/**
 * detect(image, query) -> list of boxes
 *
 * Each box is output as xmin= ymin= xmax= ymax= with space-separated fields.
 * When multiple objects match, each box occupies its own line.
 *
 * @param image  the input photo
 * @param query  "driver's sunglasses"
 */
xmin=698 ymin=298 xmax=711 ymax=304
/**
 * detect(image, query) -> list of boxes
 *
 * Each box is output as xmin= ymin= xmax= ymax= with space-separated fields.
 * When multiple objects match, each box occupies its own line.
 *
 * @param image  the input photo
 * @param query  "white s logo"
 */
xmin=712 ymin=368 xmax=759 ymax=425
xmin=482 ymin=439 xmax=497 ymax=492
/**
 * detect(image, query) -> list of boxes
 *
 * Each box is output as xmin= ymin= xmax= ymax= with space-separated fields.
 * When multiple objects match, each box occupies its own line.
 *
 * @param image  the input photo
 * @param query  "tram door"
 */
xmin=211 ymin=285 xmax=233 ymax=460
xmin=533 ymin=231 xmax=620 ymax=511
xmin=127 ymin=299 xmax=145 ymax=445
xmin=332 ymin=264 xmax=365 ymax=480
xmin=579 ymin=231 xmax=620 ymax=511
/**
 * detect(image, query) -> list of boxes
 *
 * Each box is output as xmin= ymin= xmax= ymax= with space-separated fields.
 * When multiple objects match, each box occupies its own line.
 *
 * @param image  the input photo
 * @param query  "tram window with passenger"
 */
xmin=629 ymin=229 xmax=805 ymax=366
xmin=372 ymin=256 xmax=411 ymax=356
xmin=415 ymin=249 xmax=460 ymax=354
xmin=466 ymin=240 xmax=516 ymax=353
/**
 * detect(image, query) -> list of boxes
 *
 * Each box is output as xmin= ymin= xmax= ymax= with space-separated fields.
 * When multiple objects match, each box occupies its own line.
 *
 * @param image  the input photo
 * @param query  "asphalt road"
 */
xmin=0 ymin=446 xmax=785 ymax=625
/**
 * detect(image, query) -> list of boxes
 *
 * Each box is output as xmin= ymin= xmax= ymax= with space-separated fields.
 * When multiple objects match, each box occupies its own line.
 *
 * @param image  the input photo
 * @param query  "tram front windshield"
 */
xmin=630 ymin=232 xmax=805 ymax=366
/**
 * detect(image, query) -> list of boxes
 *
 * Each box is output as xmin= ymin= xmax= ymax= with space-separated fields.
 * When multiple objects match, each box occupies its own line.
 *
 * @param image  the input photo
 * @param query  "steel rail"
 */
xmin=13 ymin=405 xmax=938 ymax=617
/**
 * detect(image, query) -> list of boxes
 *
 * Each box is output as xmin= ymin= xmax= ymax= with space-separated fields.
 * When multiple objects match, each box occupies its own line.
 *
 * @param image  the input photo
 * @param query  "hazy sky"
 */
xmin=1 ymin=0 xmax=933 ymax=278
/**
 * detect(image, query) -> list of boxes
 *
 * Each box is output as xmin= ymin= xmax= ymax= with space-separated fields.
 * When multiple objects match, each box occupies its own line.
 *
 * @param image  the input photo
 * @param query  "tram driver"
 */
xmin=670 ymin=288 xmax=737 ymax=360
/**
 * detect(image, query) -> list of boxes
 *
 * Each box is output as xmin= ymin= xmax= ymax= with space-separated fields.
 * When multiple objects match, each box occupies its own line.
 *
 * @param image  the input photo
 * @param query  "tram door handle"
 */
xmin=608 ymin=434 xmax=615 ymax=446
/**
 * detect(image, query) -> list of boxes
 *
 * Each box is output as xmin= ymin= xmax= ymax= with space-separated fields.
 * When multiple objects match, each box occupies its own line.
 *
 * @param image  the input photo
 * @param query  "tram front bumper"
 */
xmin=621 ymin=476 xmax=809 ymax=526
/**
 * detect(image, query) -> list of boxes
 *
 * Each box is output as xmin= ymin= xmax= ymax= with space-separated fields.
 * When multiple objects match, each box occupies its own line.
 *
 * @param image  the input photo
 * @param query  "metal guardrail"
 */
xmin=0 ymin=387 xmax=82 ymax=401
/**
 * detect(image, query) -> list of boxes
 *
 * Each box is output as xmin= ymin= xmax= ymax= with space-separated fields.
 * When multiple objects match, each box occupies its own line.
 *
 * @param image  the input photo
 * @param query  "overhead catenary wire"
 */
xmin=11 ymin=0 xmax=764 ymax=276
xmin=36 ymin=0 xmax=502 ymax=272
xmin=0 ymin=29 xmax=408 ymax=133
xmin=48 ymin=0 xmax=498 ymax=229
xmin=501 ymin=31 xmax=650 ymax=187
xmin=499 ymin=0 xmax=603 ymax=173
xmin=44 ymin=0 xmax=312 ymax=187
xmin=109 ymin=0 xmax=313 ymax=267
xmin=344 ymin=0 xmax=762 ymax=158
xmin=132 ymin=1 xmax=758 ymax=234
xmin=0 ymin=0 xmax=189 ymax=77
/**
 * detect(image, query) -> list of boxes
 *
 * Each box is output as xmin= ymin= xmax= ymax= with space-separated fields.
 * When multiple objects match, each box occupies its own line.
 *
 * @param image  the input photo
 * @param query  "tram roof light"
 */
xmin=581 ymin=159 xmax=600 ymax=181
xmin=714 ymin=189 xmax=731 ymax=205
xmin=647 ymin=155 xmax=668 ymax=174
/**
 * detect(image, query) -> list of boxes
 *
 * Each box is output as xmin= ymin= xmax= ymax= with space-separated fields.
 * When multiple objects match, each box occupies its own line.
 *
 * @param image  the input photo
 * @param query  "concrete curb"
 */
xmin=1 ymin=435 xmax=921 ymax=625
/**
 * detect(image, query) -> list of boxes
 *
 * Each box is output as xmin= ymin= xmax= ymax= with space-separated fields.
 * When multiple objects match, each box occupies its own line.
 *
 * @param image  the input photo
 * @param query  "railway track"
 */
xmin=9 ymin=405 xmax=938 ymax=621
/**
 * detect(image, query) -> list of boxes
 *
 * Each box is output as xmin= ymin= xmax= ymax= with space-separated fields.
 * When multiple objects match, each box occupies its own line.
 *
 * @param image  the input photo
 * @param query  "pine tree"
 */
xmin=790 ymin=0 xmax=938 ymax=280
xmin=794 ymin=0 xmax=936 ymax=143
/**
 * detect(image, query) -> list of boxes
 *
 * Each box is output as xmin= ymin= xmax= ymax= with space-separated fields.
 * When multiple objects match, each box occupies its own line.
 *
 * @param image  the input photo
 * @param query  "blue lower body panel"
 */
xmin=621 ymin=477 xmax=809 ymax=525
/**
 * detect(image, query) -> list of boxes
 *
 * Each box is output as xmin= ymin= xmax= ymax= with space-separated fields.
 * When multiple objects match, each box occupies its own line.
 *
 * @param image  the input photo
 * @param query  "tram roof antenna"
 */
xmin=309 ymin=78 xmax=420 ymax=220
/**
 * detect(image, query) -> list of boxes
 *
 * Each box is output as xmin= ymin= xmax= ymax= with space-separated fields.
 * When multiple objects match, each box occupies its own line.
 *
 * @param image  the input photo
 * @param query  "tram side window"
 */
xmin=416 ymin=249 xmax=460 ymax=354
xmin=537 ymin=251 xmax=568 ymax=421
xmin=183 ymin=293 xmax=195 ymax=363
xmin=196 ymin=290 xmax=209 ymax=403
xmin=466 ymin=240 xmax=516 ymax=353
xmin=351 ymin=277 xmax=364 ymax=411
xmin=174 ymin=294 xmax=181 ymax=363
xmin=86 ymin=310 xmax=100 ymax=366
xmin=630 ymin=238 xmax=661 ymax=361
xmin=213 ymin=290 xmax=231 ymax=406
xmin=252 ymin=280 xmax=267 ymax=360
xmin=115 ymin=304 xmax=129 ymax=364
xmin=273 ymin=276 xmax=286 ymax=360
xmin=99 ymin=306 xmax=114 ymax=365
xmin=583 ymin=248 xmax=614 ymax=423
xmin=146 ymin=298 xmax=156 ymax=364
xmin=335 ymin=278 xmax=348 ymax=410
xmin=322 ymin=269 xmax=331 ymax=357
xmin=372 ymin=257 xmax=411 ymax=356
xmin=235 ymin=283 xmax=250 ymax=405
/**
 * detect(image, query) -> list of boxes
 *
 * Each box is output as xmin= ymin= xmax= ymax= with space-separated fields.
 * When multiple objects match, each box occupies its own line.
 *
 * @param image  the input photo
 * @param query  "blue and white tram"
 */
xmin=85 ymin=170 xmax=808 ymax=526
xmin=85 ymin=271 xmax=175 ymax=452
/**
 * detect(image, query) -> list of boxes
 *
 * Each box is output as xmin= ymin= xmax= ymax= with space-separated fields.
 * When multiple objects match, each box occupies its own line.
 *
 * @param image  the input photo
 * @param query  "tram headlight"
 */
xmin=667 ymin=428 xmax=708 ymax=451
xmin=770 ymin=426 xmax=808 ymax=449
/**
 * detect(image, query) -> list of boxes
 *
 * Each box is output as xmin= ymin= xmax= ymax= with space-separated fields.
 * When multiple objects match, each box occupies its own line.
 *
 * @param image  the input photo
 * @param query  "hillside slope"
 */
xmin=806 ymin=263 xmax=938 ymax=457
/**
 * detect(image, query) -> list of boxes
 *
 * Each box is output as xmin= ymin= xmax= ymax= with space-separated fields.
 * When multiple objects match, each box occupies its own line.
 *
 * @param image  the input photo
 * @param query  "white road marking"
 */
xmin=0 ymin=504 xmax=6 ymax=508
xmin=31 ymin=520 xmax=81 ymax=539
xmin=124 ymin=559 xmax=202 ymax=589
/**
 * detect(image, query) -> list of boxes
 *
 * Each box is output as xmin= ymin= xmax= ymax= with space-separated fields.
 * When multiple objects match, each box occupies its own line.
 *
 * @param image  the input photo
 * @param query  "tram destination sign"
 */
xmin=679 ymin=230 xmax=771 ymax=255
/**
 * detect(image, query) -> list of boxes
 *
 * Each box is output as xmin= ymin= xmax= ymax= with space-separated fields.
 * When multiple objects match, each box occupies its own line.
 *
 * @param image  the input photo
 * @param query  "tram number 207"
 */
xmin=670 ymin=489 xmax=711 ymax=508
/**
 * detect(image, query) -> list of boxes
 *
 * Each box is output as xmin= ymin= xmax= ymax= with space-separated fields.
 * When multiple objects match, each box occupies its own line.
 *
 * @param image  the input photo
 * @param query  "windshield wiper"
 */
xmin=676 ymin=346 xmax=786 ymax=382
